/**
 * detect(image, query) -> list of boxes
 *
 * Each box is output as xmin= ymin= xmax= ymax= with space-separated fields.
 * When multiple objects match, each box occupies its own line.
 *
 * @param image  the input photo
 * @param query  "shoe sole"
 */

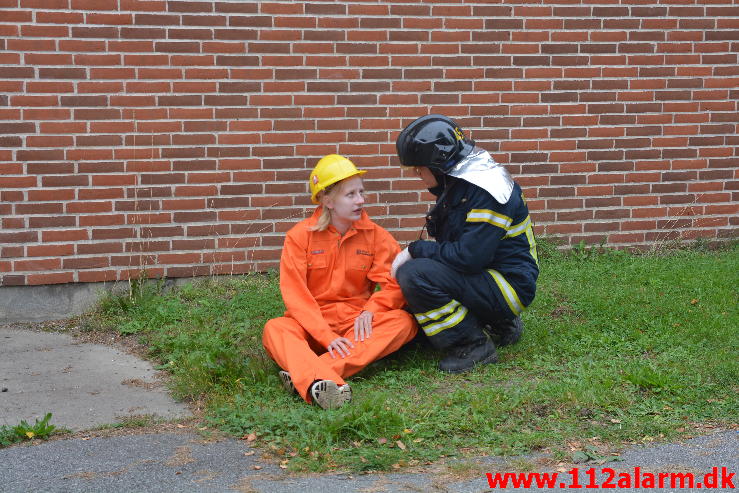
xmin=310 ymin=380 xmax=352 ymax=410
xmin=279 ymin=371 xmax=296 ymax=394
xmin=439 ymin=350 xmax=498 ymax=374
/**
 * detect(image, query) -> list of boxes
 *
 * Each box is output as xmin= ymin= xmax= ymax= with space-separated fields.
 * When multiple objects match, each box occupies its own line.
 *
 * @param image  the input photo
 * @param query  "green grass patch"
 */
xmin=83 ymin=242 xmax=739 ymax=471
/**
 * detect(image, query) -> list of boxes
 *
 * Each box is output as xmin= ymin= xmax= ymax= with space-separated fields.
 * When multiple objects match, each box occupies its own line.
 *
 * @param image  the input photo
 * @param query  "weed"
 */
xmin=0 ymin=413 xmax=58 ymax=447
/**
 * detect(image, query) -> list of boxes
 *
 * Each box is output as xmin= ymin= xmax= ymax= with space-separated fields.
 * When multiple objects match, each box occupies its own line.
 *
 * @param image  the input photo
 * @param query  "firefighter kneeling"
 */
xmin=392 ymin=115 xmax=539 ymax=373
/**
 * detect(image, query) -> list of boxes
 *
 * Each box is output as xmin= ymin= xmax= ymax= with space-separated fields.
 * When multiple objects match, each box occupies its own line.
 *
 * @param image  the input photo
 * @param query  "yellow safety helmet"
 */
xmin=309 ymin=154 xmax=366 ymax=204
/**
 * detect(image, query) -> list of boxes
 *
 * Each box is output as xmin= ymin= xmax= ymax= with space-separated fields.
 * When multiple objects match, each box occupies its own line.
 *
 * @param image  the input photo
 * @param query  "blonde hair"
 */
xmin=309 ymin=182 xmax=340 ymax=232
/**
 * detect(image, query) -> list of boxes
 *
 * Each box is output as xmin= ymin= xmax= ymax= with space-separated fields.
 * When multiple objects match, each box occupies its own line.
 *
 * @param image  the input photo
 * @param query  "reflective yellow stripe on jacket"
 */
xmin=504 ymin=215 xmax=539 ymax=265
xmin=466 ymin=209 xmax=512 ymax=229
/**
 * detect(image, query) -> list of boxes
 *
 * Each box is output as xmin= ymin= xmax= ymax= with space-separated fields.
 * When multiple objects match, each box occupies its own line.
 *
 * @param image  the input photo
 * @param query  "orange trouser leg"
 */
xmin=318 ymin=309 xmax=417 ymax=379
xmin=262 ymin=317 xmax=346 ymax=403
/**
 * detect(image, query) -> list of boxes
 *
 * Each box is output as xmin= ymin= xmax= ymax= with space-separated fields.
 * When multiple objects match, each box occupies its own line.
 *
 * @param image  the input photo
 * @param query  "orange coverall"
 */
xmin=263 ymin=208 xmax=418 ymax=403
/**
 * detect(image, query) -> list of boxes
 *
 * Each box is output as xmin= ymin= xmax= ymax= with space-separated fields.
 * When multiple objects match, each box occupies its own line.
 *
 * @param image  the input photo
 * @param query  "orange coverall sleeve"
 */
xmin=362 ymin=227 xmax=407 ymax=314
xmin=279 ymin=229 xmax=339 ymax=348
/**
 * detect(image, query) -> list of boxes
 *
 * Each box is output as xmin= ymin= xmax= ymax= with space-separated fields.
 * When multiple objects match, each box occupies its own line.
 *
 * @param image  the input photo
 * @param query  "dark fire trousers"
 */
xmin=396 ymin=257 xmax=510 ymax=350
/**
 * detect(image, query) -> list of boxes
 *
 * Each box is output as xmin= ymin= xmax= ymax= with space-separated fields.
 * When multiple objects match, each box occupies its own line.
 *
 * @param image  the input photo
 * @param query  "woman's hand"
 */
xmin=327 ymin=337 xmax=355 ymax=359
xmin=354 ymin=310 xmax=374 ymax=342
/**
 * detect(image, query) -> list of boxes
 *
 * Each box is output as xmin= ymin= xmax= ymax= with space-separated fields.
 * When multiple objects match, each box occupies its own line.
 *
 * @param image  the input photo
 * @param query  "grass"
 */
xmin=82 ymin=240 xmax=738 ymax=472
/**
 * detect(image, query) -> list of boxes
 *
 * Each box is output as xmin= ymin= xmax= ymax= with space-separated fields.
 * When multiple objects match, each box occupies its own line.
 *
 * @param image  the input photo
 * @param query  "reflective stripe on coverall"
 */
xmin=262 ymin=207 xmax=418 ymax=403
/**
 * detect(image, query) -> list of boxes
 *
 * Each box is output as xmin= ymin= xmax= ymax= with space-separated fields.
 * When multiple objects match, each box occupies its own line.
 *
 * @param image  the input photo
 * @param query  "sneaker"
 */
xmin=279 ymin=370 xmax=296 ymax=394
xmin=309 ymin=380 xmax=352 ymax=410
xmin=438 ymin=335 xmax=498 ymax=373
xmin=484 ymin=316 xmax=523 ymax=347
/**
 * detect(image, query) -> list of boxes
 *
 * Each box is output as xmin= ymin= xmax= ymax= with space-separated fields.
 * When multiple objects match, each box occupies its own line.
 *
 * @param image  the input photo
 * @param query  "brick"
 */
xmin=78 ymin=213 xmax=125 ymax=226
xmin=15 ymin=202 xmax=64 ymax=215
xmin=41 ymin=228 xmax=89 ymax=242
xmin=28 ymin=272 xmax=76 ymax=285
xmin=36 ymin=67 xmax=87 ymax=80
xmin=0 ymin=231 xmax=38 ymax=244
xmin=29 ymin=216 xmax=76 ymax=228
xmin=0 ymin=122 xmax=36 ymax=134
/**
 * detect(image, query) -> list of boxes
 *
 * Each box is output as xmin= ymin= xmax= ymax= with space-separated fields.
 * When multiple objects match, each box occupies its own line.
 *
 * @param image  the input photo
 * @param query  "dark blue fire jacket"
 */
xmin=408 ymin=175 xmax=539 ymax=317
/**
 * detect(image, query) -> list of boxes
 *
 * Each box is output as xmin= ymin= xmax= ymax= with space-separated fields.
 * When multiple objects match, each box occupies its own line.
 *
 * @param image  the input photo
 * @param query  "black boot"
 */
xmin=439 ymin=334 xmax=497 ymax=373
xmin=484 ymin=316 xmax=523 ymax=347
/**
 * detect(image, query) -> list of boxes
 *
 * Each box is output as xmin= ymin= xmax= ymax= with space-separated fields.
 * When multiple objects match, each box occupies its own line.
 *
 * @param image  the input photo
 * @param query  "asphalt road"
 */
xmin=0 ymin=430 xmax=736 ymax=492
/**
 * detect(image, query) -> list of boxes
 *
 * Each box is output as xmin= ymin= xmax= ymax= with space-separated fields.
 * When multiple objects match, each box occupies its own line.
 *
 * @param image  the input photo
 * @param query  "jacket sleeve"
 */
xmin=279 ymin=228 xmax=339 ymax=348
xmin=362 ymin=226 xmax=406 ymax=313
xmin=409 ymin=189 xmax=509 ymax=274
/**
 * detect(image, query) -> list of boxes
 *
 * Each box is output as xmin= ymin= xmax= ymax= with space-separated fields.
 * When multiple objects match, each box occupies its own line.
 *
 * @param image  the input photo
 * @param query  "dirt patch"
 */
xmin=122 ymin=378 xmax=161 ymax=390
xmin=165 ymin=445 xmax=196 ymax=467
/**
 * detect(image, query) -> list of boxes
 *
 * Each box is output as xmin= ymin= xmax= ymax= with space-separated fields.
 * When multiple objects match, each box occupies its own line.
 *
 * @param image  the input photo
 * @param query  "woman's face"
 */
xmin=324 ymin=176 xmax=365 ymax=223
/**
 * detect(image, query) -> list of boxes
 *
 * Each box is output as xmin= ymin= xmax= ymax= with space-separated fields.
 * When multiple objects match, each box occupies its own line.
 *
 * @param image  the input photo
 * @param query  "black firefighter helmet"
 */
xmin=396 ymin=114 xmax=475 ymax=172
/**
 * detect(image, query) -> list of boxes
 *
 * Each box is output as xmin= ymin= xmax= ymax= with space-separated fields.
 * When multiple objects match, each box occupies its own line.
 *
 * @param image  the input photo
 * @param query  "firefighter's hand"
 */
xmin=327 ymin=337 xmax=354 ymax=359
xmin=391 ymin=247 xmax=412 ymax=278
xmin=354 ymin=310 xmax=374 ymax=342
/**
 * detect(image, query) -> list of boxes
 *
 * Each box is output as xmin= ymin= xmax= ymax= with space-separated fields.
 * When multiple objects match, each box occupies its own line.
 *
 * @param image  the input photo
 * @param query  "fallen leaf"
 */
xmin=25 ymin=432 xmax=35 ymax=439
xmin=253 ymin=465 xmax=262 ymax=470
xmin=176 ymin=424 xmax=186 ymax=428
xmin=396 ymin=440 xmax=406 ymax=451
xmin=377 ymin=437 xmax=387 ymax=445
xmin=572 ymin=451 xmax=590 ymax=464
xmin=244 ymin=451 xmax=255 ymax=456
xmin=403 ymin=428 xmax=413 ymax=434
xmin=244 ymin=433 xmax=257 ymax=442
xmin=690 ymin=299 xmax=699 ymax=305
xmin=610 ymin=419 xmax=621 ymax=424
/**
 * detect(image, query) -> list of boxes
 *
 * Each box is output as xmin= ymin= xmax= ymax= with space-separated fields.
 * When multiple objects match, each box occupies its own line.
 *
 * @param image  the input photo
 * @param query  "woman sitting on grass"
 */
xmin=262 ymin=154 xmax=418 ymax=409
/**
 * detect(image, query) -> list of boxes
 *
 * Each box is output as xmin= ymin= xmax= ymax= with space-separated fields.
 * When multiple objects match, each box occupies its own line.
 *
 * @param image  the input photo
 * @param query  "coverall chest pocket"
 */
xmin=307 ymin=243 xmax=330 ymax=270
xmin=349 ymin=248 xmax=373 ymax=272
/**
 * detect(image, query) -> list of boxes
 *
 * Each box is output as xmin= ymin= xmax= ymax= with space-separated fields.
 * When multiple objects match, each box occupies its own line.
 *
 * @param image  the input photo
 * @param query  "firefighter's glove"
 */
xmin=391 ymin=247 xmax=412 ymax=278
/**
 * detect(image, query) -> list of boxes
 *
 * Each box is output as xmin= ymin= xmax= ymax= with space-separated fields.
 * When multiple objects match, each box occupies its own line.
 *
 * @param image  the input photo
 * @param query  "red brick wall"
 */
xmin=1 ymin=1 xmax=737 ymax=287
